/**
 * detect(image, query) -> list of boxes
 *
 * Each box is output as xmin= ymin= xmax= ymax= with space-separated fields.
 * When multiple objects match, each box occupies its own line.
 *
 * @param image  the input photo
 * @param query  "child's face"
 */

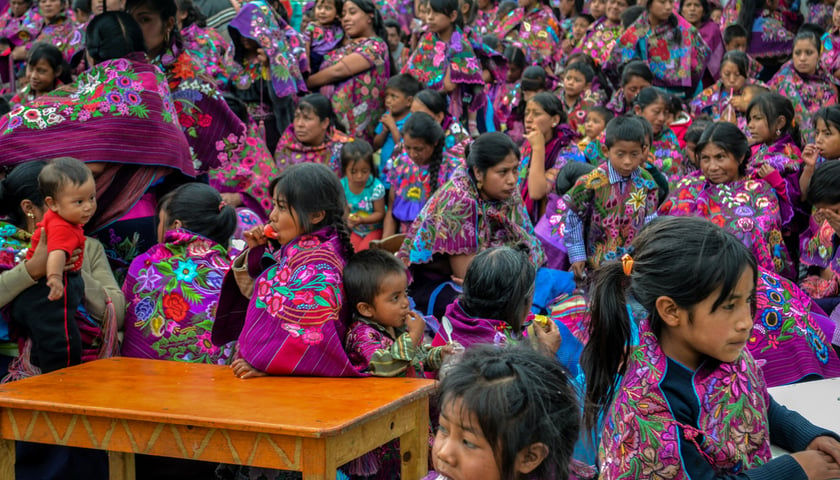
xmin=793 ymin=38 xmax=819 ymax=76
xmin=589 ymin=0 xmax=607 ymax=17
xmin=747 ymin=107 xmax=776 ymax=145
xmin=605 ymin=140 xmax=645 ymax=176
xmin=647 ymin=0 xmax=673 ymax=22
xmin=725 ymin=36 xmax=747 ymax=52
xmin=571 ymin=16 xmax=590 ymax=41
xmin=563 ymin=69 xmax=589 ymax=98
xmin=815 ymin=117 xmax=840 ymax=159
xmin=385 ymin=88 xmax=412 ymax=116
xmin=364 ymin=272 xmax=411 ymax=329
xmin=660 ymin=267 xmax=754 ymax=370
xmin=685 ymin=140 xmax=698 ymax=167
xmin=269 ymin=192 xmax=308 ymax=245
xmin=416 ymin=2 xmax=431 ymax=22
xmin=622 ymin=75 xmax=650 ymax=104
xmin=584 ymin=111 xmax=606 ymax=139
xmin=506 ymin=64 xmax=522 ymax=83
xmin=433 ymin=398 xmax=505 ymax=480
xmin=47 ymin=177 xmax=97 ymax=226
xmin=427 ymin=8 xmax=456 ymax=33
xmin=27 ymin=58 xmax=58 ymax=95
xmin=720 ymin=60 xmax=746 ymax=93
xmin=680 ymin=0 xmax=703 ymax=25
xmin=10 ymin=0 xmax=30 ymax=17
xmin=560 ymin=0 xmax=575 ymax=17
xmin=345 ymin=159 xmax=372 ymax=190
xmin=710 ymin=6 xmax=721 ymax=22
xmin=635 ymin=99 xmax=667 ymax=135
xmin=698 ymin=142 xmax=741 ymax=184
xmin=403 ymin=133 xmax=435 ymax=165
xmin=314 ymin=0 xmax=338 ymax=25
xmin=385 ymin=26 xmax=402 ymax=50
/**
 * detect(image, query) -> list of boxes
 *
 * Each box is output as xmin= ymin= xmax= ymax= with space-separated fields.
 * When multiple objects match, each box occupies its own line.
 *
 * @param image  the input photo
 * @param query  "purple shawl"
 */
xmin=430 ymin=299 xmax=516 ymax=348
xmin=698 ymin=19 xmax=724 ymax=80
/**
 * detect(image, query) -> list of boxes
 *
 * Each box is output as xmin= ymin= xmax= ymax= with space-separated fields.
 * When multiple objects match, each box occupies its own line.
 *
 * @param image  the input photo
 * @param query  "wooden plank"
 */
xmin=0 ymin=358 xmax=434 ymax=437
xmin=400 ymin=397 xmax=430 ymax=480
xmin=0 ymin=438 xmax=14 ymax=480
xmin=301 ymin=438 xmax=337 ymax=480
xmin=108 ymin=451 xmax=136 ymax=480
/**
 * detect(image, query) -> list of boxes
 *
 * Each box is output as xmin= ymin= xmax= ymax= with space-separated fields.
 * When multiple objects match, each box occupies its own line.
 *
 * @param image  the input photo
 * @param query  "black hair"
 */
xmin=85 ymin=11 xmax=147 ymax=64
xmin=222 ymin=92 xmax=250 ymax=123
xmin=125 ymin=0 xmax=180 ymax=48
xmin=696 ymin=121 xmax=751 ymax=177
xmin=667 ymin=93 xmax=686 ymax=116
xmin=414 ymin=89 xmax=448 ymax=116
xmin=721 ymin=49 xmax=749 ymax=78
xmin=684 ymin=118 xmax=711 ymax=145
xmin=736 ymin=0 xmax=765 ymax=48
xmin=521 ymin=65 xmax=547 ymax=92
xmin=343 ymin=248 xmax=406 ymax=309
xmin=26 ymin=42 xmax=72 ymax=86
xmin=268 ymin=163 xmax=354 ymax=259
xmin=680 ymin=0 xmax=710 ymax=24
xmin=620 ymin=4 xmax=644 ymax=27
xmin=746 ymin=92 xmax=802 ymax=148
xmin=582 ymin=216 xmax=757 ymax=432
xmin=38 ymin=157 xmax=93 ymax=199
xmin=429 ymin=0 xmax=464 ymax=28
xmin=296 ymin=93 xmax=337 ymax=128
xmin=528 ymin=91 xmax=568 ymax=124
xmin=497 ymin=0 xmax=517 ymax=18
xmin=436 ymin=344 xmax=580 ymax=480
xmin=566 ymin=0 xmax=584 ymax=15
xmin=340 ymin=139 xmax=376 ymax=176
xmin=723 ymin=23 xmax=747 ymax=45
xmin=503 ymin=44 xmax=527 ymax=73
xmin=461 ymin=0 xmax=479 ymax=25
xmin=620 ymin=60 xmax=653 ymax=86
xmin=574 ymin=12 xmax=595 ymax=24
xmin=0 ymin=161 xmax=47 ymax=229
xmin=402 ymin=112 xmax=446 ymax=193
xmin=586 ymin=106 xmax=614 ymax=125
xmin=460 ymin=246 xmax=536 ymax=331
xmin=157 ymin=183 xmax=237 ymax=246
xmin=565 ymin=61 xmax=595 ymax=84
xmin=554 ymin=161 xmax=595 ymax=195
xmin=176 ymin=0 xmax=206 ymax=27
xmin=385 ymin=73 xmax=422 ymax=98
xmin=814 ymin=105 xmax=840 ymax=137
xmin=466 ymin=131 xmax=520 ymax=182
xmin=383 ymin=18 xmax=402 ymax=36
xmin=631 ymin=114 xmax=653 ymax=146
xmin=794 ymin=24 xmax=823 ymax=53
xmin=604 ymin=115 xmax=645 ymax=148
xmin=72 ymin=0 xmax=91 ymax=14
xmin=808 ymin=160 xmax=840 ymax=205
xmin=0 ymin=96 xmax=10 ymax=117
xmin=633 ymin=86 xmax=669 ymax=110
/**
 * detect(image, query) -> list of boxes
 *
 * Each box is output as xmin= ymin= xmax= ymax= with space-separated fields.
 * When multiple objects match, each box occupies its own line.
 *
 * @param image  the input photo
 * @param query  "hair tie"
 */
xmin=621 ymin=253 xmax=634 ymax=276
xmin=219 ymin=201 xmax=227 ymax=211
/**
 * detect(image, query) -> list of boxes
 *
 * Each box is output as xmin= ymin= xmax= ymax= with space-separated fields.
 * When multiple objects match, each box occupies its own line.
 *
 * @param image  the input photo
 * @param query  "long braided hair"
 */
xmin=269 ymin=163 xmax=355 ymax=260
xmin=402 ymin=111 xmax=446 ymax=194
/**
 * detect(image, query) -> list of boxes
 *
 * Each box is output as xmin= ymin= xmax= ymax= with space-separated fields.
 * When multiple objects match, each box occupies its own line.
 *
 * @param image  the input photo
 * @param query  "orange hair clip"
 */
xmin=621 ymin=254 xmax=634 ymax=276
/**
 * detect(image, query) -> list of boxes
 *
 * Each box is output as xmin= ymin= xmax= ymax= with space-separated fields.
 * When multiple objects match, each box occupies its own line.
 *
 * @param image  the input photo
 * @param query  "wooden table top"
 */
xmin=0 ymin=358 xmax=436 ymax=438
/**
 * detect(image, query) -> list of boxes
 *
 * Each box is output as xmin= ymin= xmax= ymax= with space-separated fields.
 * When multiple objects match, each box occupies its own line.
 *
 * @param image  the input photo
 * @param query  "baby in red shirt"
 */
xmin=13 ymin=157 xmax=96 ymax=373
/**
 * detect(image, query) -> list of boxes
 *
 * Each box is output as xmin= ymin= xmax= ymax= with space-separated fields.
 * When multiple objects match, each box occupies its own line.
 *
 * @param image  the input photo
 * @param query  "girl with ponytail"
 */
xmin=584 ymin=216 xmax=840 ymax=480
xmin=212 ymin=163 xmax=364 ymax=379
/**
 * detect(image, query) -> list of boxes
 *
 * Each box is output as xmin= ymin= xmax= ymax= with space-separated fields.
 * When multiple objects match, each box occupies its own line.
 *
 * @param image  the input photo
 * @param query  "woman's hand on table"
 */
xmin=807 ymin=436 xmax=840 ymax=466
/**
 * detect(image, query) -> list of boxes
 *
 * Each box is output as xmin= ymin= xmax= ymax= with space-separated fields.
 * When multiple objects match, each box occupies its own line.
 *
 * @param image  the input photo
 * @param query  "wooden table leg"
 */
xmin=108 ymin=451 xmax=136 ymax=480
xmin=302 ymin=438 xmax=337 ymax=480
xmin=401 ymin=397 xmax=430 ymax=480
xmin=0 ymin=438 xmax=14 ymax=479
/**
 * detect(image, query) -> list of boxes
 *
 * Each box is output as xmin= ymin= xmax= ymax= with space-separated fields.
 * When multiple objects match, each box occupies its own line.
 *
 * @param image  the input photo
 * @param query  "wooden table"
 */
xmin=0 ymin=357 xmax=435 ymax=480
xmin=768 ymin=377 xmax=840 ymax=457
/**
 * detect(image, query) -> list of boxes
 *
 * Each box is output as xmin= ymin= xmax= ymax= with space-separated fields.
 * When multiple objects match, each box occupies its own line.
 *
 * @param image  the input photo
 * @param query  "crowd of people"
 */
xmin=1 ymin=0 xmax=840 ymax=477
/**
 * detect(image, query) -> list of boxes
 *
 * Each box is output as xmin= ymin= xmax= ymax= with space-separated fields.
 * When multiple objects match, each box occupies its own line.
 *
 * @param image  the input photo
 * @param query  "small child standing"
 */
xmin=303 ymin=0 xmax=344 ymax=73
xmin=10 ymin=157 xmax=96 ymax=373
xmin=373 ymin=73 xmax=422 ymax=182
xmin=579 ymin=106 xmax=613 ymax=152
xmin=559 ymin=61 xmax=596 ymax=134
xmin=564 ymin=116 xmax=658 ymax=281
xmin=341 ymin=141 xmax=386 ymax=252
xmin=723 ymin=23 xmax=764 ymax=78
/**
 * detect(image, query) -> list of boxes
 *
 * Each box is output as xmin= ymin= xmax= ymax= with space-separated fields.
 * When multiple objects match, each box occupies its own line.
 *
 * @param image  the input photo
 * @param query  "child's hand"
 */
xmin=440 ymin=341 xmax=464 ymax=359
xmin=791 ymin=450 xmax=840 ymax=480
xmin=243 ymin=225 xmax=268 ymax=248
xmin=46 ymin=274 xmax=64 ymax=301
xmin=231 ymin=358 xmax=267 ymax=379
xmin=808 ymin=436 xmax=840 ymax=466
xmin=525 ymin=128 xmax=546 ymax=150
xmin=571 ymin=261 xmax=587 ymax=282
xmin=802 ymin=144 xmax=820 ymax=169
xmin=730 ymin=94 xmax=748 ymax=112
xmin=721 ymin=104 xmax=737 ymax=123
xmin=405 ymin=311 xmax=426 ymax=345
xmin=756 ymin=164 xmax=776 ymax=179
xmin=533 ymin=316 xmax=561 ymax=355
xmin=381 ymin=112 xmax=396 ymax=131
xmin=256 ymin=48 xmax=269 ymax=67
xmin=347 ymin=213 xmax=361 ymax=228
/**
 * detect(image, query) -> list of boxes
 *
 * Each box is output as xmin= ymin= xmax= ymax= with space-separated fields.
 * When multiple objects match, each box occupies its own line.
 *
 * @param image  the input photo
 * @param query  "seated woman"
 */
xmin=305 ymin=0 xmax=391 ymax=142
xmin=274 ymin=93 xmax=353 ymax=176
xmin=122 ymin=183 xmax=238 ymax=364
xmin=0 ymin=12 xmax=196 ymax=281
xmin=397 ymin=132 xmax=544 ymax=319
